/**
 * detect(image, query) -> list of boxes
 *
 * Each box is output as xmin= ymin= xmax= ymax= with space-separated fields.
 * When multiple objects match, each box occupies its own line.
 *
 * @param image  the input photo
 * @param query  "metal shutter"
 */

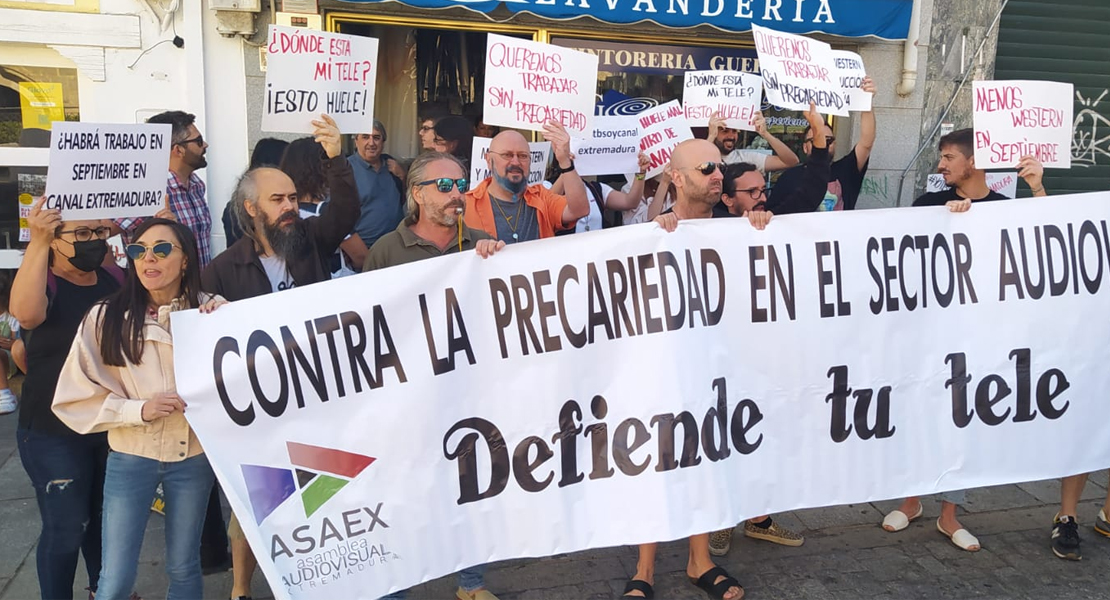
xmin=994 ymin=0 xmax=1110 ymax=196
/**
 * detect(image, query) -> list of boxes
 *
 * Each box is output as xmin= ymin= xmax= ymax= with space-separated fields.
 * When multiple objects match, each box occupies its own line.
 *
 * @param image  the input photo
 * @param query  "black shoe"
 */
xmin=201 ymin=549 xmax=232 ymax=575
xmin=1052 ymin=514 xmax=1082 ymax=560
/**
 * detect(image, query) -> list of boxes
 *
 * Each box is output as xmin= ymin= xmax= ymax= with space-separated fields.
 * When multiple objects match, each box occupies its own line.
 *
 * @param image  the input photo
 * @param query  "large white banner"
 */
xmin=174 ymin=192 xmax=1110 ymax=600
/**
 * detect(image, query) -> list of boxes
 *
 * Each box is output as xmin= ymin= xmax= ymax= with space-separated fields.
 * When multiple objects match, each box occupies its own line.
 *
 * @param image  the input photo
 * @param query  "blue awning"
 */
xmin=337 ymin=0 xmax=914 ymax=40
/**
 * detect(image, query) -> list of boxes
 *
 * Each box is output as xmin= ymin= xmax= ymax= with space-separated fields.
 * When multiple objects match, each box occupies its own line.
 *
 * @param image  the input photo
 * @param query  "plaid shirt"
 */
xmin=116 ymin=171 xmax=213 ymax=267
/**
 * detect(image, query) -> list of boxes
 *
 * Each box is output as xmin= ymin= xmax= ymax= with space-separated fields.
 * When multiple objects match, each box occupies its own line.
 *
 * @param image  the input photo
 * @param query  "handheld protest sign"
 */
xmin=682 ymin=71 xmax=762 ymax=130
xmin=638 ymin=100 xmax=694 ymax=179
xmin=45 ymin=122 xmax=171 ymax=220
xmin=927 ymin=172 xmax=1019 ymax=198
xmin=752 ymin=25 xmax=847 ymax=117
xmin=972 ymin=80 xmax=1073 ymax=169
xmin=262 ymin=25 xmax=379 ymax=134
xmin=831 ymin=51 xmax=872 ymax=112
xmin=482 ymin=34 xmax=598 ymax=136
xmin=571 ymin=116 xmax=640 ymax=177
xmin=471 ymin=137 xmax=552 ymax=187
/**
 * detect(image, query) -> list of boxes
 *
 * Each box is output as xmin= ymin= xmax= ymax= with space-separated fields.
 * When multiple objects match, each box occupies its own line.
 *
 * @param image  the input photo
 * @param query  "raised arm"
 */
xmin=855 ymin=76 xmax=877 ymax=171
xmin=312 ymin=114 xmax=362 ymax=254
xmin=11 ymin=198 xmax=55 ymax=329
xmin=753 ymin=111 xmax=800 ymax=171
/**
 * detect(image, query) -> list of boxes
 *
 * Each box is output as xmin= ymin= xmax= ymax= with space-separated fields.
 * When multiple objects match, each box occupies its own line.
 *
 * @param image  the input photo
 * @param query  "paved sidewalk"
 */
xmin=2 ymin=410 xmax=1108 ymax=599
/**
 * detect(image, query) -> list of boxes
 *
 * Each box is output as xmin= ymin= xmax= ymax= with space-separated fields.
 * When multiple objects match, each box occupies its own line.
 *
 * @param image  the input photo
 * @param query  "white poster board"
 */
xmin=261 ymin=25 xmax=379 ymax=134
xmin=482 ymin=34 xmax=598 ymax=136
xmin=682 ymin=70 xmax=762 ymax=130
xmin=570 ymin=116 xmax=640 ymax=177
xmin=831 ymin=50 xmax=872 ymax=112
xmin=44 ymin=122 xmax=171 ymax=220
xmin=752 ymin=25 xmax=847 ymax=116
xmin=470 ymin=137 xmax=552 ymax=187
xmin=926 ymin=172 xmax=1020 ymax=198
xmin=972 ymin=80 xmax=1073 ymax=169
xmin=638 ymin=101 xmax=694 ymax=179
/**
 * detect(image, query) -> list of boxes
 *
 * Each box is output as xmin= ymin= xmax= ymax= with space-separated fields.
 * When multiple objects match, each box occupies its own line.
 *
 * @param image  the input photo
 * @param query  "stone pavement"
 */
xmin=2 ymin=406 xmax=1109 ymax=600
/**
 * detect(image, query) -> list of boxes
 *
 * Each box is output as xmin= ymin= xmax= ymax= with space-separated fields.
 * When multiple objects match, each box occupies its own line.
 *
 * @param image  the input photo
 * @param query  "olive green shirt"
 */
xmin=364 ymin=220 xmax=492 ymax=271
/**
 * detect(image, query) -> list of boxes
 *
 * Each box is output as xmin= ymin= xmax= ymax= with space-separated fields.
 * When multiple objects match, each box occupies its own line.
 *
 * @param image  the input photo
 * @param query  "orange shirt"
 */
xmin=464 ymin=178 xmax=569 ymax=240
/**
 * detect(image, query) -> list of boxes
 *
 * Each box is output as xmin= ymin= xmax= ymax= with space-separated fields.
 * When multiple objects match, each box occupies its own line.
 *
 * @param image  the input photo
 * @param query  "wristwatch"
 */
xmin=553 ymin=160 xmax=576 ymax=176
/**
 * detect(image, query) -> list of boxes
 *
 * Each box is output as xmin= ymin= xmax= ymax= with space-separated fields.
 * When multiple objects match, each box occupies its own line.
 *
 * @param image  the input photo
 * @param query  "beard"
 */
xmin=494 ymin=167 xmax=527 ymax=196
xmin=261 ymin=211 xmax=309 ymax=261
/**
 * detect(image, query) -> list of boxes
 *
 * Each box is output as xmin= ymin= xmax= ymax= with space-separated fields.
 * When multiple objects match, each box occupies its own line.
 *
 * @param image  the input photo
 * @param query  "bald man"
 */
xmin=464 ymin=122 xmax=589 ymax=243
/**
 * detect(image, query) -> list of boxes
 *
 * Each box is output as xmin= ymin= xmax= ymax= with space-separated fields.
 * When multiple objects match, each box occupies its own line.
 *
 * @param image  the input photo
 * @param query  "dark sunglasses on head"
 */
xmin=125 ymin=241 xmax=180 ymax=261
xmin=805 ymin=135 xmax=836 ymax=144
xmin=684 ymin=162 xmax=726 ymax=176
xmin=416 ymin=178 xmax=469 ymax=193
xmin=57 ymin=226 xmax=112 ymax=242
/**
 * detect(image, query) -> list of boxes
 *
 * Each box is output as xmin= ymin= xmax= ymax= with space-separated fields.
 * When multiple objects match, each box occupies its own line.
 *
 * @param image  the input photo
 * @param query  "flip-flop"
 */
xmin=688 ymin=566 xmax=744 ymax=600
xmin=621 ymin=579 xmax=654 ymax=599
xmin=881 ymin=504 xmax=923 ymax=532
xmin=936 ymin=519 xmax=981 ymax=552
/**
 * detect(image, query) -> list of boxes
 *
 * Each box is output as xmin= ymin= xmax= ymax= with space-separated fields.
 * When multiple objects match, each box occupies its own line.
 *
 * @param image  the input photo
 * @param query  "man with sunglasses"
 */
xmin=114 ymin=110 xmax=213 ymax=266
xmin=464 ymin=122 xmax=590 ymax=243
xmin=768 ymin=77 xmax=877 ymax=213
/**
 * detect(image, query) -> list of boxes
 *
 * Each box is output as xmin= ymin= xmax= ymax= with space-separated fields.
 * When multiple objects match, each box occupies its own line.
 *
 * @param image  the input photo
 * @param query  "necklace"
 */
xmin=492 ymin=196 xmax=525 ymax=241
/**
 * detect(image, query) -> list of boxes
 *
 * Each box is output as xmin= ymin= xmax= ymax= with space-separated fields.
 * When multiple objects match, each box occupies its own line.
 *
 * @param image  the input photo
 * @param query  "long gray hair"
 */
xmin=404 ymin=152 xmax=468 ymax=226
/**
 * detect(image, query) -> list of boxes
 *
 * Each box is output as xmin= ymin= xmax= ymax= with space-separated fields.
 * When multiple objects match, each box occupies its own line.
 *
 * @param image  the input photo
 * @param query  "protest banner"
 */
xmin=174 ymin=191 xmax=1110 ymax=600
xmin=682 ymin=70 xmax=762 ymax=130
xmin=831 ymin=50 xmax=872 ymax=112
xmin=570 ymin=116 xmax=640 ymax=177
xmin=926 ymin=172 xmax=1019 ymax=198
xmin=752 ymin=25 xmax=847 ymax=117
xmin=972 ymin=80 xmax=1073 ymax=169
xmin=638 ymin=100 xmax=693 ymax=178
xmin=470 ymin=137 xmax=552 ymax=187
xmin=44 ymin=122 xmax=171 ymax=220
xmin=261 ymin=25 xmax=379 ymax=134
xmin=483 ymin=34 xmax=598 ymax=136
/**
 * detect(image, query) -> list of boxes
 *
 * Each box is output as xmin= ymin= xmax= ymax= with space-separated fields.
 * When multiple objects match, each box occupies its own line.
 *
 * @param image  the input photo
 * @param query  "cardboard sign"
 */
xmin=972 ymin=80 xmax=1073 ymax=169
xmin=926 ymin=172 xmax=1019 ymax=198
xmin=831 ymin=50 xmax=872 ymax=112
xmin=261 ymin=25 xmax=379 ymax=134
xmin=682 ymin=70 xmax=762 ymax=130
xmin=570 ymin=116 xmax=640 ymax=177
xmin=483 ymin=34 xmax=598 ymax=136
xmin=752 ymin=25 xmax=847 ymax=117
xmin=638 ymin=101 xmax=694 ymax=179
xmin=44 ymin=122 xmax=171 ymax=220
xmin=471 ymin=137 xmax=552 ymax=187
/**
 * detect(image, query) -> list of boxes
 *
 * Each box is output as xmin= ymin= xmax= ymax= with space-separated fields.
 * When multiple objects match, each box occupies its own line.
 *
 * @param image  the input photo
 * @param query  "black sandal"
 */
xmin=688 ymin=566 xmax=743 ymax=600
xmin=621 ymin=579 xmax=654 ymax=599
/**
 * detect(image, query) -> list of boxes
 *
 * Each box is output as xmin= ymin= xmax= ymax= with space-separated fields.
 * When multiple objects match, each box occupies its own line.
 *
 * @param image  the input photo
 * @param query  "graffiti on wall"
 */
xmin=1073 ymin=89 xmax=1110 ymax=168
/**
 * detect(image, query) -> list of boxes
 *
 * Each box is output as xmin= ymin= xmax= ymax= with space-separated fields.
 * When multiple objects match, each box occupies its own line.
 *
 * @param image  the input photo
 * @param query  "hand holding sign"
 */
xmin=803 ymin=103 xmax=827 ymax=149
xmin=543 ymin=120 xmax=574 ymax=168
xmin=27 ymin=197 xmax=61 ymax=246
xmin=1016 ymin=155 xmax=1045 ymax=194
xmin=312 ymin=114 xmax=342 ymax=158
xmin=154 ymin=195 xmax=177 ymax=222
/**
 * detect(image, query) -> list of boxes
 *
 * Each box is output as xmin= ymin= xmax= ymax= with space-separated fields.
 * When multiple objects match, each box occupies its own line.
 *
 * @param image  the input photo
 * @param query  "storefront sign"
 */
xmin=44 ymin=122 xmax=171 ymax=220
xmin=831 ymin=50 xmax=871 ymax=112
xmin=571 ymin=116 xmax=640 ymax=176
xmin=926 ymin=172 xmax=1019 ymax=199
xmin=19 ymin=82 xmax=64 ymax=130
xmin=339 ymin=0 xmax=913 ymax=39
xmin=261 ymin=25 xmax=379 ymax=134
xmin=753 ymin=25 xmax=847 ymax=116
xmin=471 ymin=137 xmax=552 ymax=186
xmin=483 ymin=34 xmax=598 ymax=135
xmin=972 ymin=80 xmax=1073 ymax=169
xmin=638 ymin=100 xmax=694 ymax=178
xmin=552 ymin=38 xmax=760 ymax=77
xmin=682 ymin=70 xmax=762 ymax=130
xmin=175 ymin=191 xmax=1110 ymax=600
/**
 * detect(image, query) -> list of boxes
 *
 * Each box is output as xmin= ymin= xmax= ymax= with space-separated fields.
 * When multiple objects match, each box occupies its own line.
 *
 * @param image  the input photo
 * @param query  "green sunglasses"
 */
xmin=416 ymin=178 xmax=469 ymax=193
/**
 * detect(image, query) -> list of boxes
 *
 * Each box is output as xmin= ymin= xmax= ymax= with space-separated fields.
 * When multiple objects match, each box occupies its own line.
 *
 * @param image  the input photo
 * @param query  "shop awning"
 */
xmin=336 ymin=0 xmax=914 ymax=39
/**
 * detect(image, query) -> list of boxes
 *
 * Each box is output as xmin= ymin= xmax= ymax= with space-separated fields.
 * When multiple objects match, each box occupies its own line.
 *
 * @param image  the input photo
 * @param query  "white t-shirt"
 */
xmin=575 ymin=183 xmax=615 ymax=233
xmin=260 ymin=254 xmax=295 ymax=292
xmin=724 ymin=149 xmax=770 ymax=173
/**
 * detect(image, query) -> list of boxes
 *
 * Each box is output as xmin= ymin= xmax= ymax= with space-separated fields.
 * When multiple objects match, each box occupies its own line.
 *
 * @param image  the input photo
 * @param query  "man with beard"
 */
xmin=114 ymin=110 xmax=213 ymax=265
xmin=708 ymin=110 xmax=799 ymax=174
xmin=464 ymin=121 xmax=590 ymax=243
xmin=200 ymin=115 xmax=359 ymax=600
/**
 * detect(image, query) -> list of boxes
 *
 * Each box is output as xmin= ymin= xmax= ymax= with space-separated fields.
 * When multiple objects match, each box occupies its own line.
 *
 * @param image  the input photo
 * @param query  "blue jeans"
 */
xmin=96 ymin=452 xmax=215 ymax=600
xmin=17 ymin=427 xmax=109 ymax=600
xmin=378 ymin=565 xmax=487 ymax=599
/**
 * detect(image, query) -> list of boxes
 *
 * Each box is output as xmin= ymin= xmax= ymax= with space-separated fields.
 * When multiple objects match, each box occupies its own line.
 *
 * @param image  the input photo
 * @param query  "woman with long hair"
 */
xmin=53 ymin=218 xmax=226 ymax=600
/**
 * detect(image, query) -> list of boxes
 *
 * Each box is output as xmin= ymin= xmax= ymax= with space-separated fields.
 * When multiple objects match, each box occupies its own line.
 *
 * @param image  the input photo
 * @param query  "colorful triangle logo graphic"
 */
xmin=241 ymin=442 xmax=376 ymax=525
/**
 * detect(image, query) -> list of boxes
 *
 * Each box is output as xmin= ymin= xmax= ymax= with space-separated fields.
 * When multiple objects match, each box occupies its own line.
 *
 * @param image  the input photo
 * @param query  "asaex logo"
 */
xmin=241 ymin=441 xmax=375 ymax=525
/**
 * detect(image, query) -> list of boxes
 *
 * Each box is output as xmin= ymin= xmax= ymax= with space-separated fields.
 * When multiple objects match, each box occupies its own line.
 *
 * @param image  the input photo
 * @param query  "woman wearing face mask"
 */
xmin=10 ymin=198 xmax=122 ymax=600
xmin=53 ymin=218 xmax=225 ymax=600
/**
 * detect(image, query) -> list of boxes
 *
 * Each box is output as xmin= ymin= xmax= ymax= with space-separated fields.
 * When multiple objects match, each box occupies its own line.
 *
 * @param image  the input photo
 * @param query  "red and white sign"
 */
xmin=682 ymin=70 xmax=762 ymax=130
xmin=261 ymin=25 xmax=379 ymax=134
xmin=638 ymin=100 xmax=694 ymax=178
xmin=752 ymin=25 xmax=847 ymax=117
xmin=482 ymin=34 xmax=598 ymax=136
xmin=973 ymin=80 xmax=1073 ymax=169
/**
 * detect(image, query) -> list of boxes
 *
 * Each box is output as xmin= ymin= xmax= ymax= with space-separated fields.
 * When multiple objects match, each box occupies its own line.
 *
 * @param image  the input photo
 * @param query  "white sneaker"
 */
xmin=0 ymin=389 xmax=16 ymax=415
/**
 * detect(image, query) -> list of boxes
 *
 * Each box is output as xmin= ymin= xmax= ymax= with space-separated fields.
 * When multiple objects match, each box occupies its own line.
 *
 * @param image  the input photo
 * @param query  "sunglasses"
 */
xmin=416 ymin=178 xmax=469 ymax=193
xmin=805 ymin=135 xmax=836 ymax=144
xmin=176 ymin=135 xmax=204 ymax=147
xmin=683 ymin=162 xmax=726 ymax=176
xmin=125 ymin=241 xmax=180 ymax=261
xmin=57 ymin=226 xmax=112 ymax=242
